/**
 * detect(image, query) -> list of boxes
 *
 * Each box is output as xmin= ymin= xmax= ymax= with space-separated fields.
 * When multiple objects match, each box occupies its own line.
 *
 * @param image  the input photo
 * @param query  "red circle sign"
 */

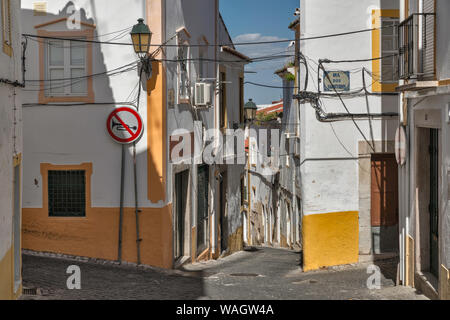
xmin=107 ymin=107 xmax=144 ymax=144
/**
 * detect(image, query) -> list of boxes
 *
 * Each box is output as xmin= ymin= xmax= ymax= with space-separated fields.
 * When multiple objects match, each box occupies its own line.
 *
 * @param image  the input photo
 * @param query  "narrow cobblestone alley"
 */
xmin=21 ymin=248 xmax=428 ymax=300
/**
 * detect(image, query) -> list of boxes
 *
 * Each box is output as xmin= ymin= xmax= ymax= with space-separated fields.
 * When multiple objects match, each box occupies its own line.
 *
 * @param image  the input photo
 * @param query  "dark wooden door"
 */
xmin=371 ymin=154 xmax=399 ymax=227
xmin=174 ymin=170 xmax=188 ymax=260
xmin=220 ymin=173 xmax=228 ymax=253
xmin=429 ymin=129 xmax=439 ymax=277
xmin=197 ymin=165 xmax=209 ymax=255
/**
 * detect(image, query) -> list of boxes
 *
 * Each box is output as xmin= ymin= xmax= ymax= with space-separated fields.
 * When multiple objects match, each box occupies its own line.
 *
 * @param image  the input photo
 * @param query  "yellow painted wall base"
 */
xmin=280 ymin=235 xmax=288 ymax=248
xmin=406 ymin=235 xmax=415 ymax=287
xmin=0 ymin=247 xmax=13 ymax=300
xmin=303 ymin=211 xmax=359 ymax=271
xmin=23 ymin=205 xmax=173 ymax=269
xmin=227 ymin=226 xmax=243 ymax=254
xmin=440 ymin=265 xmax=450 ymax=300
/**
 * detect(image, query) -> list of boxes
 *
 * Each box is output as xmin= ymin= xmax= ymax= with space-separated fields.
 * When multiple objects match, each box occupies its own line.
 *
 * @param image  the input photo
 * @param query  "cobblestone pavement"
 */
xmin=21 ymin=247 xmax=428 ymax=300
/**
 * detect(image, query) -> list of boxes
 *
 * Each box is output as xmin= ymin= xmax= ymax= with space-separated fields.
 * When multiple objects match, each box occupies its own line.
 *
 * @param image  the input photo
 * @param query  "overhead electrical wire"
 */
xmin=21 ymin=24 xmax=396 ymax=48
xmin=23 ymin=64 xmax=137 ymax=91
xmin=25 ymin=61 xmax=138 ymax=83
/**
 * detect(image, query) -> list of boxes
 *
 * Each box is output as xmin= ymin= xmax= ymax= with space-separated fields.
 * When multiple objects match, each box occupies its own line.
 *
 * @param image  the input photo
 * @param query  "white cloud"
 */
xmin=233 ymin=33 xmax=292 ymax=72
xmin=234 ymin=33 xmax=285 ymax=43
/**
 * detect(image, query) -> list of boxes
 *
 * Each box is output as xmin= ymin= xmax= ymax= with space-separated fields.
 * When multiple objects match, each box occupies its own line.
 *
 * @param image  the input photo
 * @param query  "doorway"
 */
xmin=429 ymin=129 xmax=439 ymax=278
xmin=13 ymin=160 xmax=21 ymax=292
xmin=174 ymin=170 xmax=189 ymax=260
xmin=370 ymin=153 xmax=399 ymax=254
xmin=219 ymin=171 xmax=227 ymax=253
xmin=197 ymin=165 xmax=210 ymax=255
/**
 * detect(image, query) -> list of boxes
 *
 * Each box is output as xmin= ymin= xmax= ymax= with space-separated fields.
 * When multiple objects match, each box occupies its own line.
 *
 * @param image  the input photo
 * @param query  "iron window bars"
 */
xmin=48 ymin=170 xmax=86 ymax=217
xmin=398 ymin=13 xmax=436 ymax=80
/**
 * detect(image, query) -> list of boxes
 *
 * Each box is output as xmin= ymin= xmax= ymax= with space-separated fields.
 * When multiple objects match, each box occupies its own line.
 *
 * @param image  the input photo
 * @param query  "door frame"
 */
xmin=173 ymin=167 xmax=191 ymax=263
xmin=12 ymin=153 xmax=22 ymax=294
xmin=414 ymin=126 xmax=441 ymax=284
xmin=219 ymin=169 xmax=228 ymax=254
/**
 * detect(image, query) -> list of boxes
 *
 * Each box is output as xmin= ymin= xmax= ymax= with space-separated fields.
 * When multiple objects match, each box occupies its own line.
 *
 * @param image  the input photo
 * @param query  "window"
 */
xmin=371 ymin=10 xmax=399 ymax=92
xmin=380 ymin=18 xmax=399 ymax=82
xmin=250 ymin=140 xmax=257 ymax=167
xmin=198 ymin=49 xmax=205 ymax=80
xmin=241 ymin=177 xmax=247 ymax=205
xmin=239 ymin=77 xmax=244 ymax=123
xmin=48 ymin=170 xmax=86 ymax=217
xmin=220 ymin=71 xmax=227 ymax=129
xmin=46 ymin=39 xmax=87 ymax=96
xmin=1 ymin=0 xmax=12 ymax=56
xmin=177 ymin=39 xmax=190 ymax=103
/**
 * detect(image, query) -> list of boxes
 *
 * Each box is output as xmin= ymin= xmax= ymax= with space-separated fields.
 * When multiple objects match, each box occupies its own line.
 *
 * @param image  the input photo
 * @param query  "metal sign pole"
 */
xmin=117 ymin=144 xmax=125 ymax=263
xmin=133 ymin=142 xmax=142 ymax=265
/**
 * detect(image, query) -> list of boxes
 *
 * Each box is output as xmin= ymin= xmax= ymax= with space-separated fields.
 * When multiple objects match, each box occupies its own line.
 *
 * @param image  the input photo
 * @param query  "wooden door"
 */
xmin=371 ymin=154 xmax=399 ymax=227
xmin=429 ymin=129 xmax=439 ymax=277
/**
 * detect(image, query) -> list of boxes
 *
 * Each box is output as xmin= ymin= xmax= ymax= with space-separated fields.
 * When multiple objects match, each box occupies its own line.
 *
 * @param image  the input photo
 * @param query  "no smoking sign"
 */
xmin=107 ymin=106 xmax=144 ymax=144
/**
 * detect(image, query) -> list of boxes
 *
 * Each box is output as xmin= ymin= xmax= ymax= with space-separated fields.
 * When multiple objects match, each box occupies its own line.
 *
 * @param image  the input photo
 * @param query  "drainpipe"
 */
xmin=133 ymin=66 xmax=145 ymax=265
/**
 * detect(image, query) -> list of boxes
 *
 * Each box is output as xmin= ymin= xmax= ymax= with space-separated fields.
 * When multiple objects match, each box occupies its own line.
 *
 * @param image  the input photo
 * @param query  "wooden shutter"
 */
xmin=422 ymin=0 xmax=435 ymax=79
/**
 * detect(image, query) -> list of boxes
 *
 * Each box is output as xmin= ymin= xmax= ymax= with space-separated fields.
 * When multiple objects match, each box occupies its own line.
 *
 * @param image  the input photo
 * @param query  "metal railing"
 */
xmin=398 ymin=13 xmax=435 ymax=80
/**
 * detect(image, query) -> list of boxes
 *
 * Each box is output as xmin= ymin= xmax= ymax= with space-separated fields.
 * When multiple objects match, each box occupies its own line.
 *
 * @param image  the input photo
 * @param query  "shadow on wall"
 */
xmin=21 ymin=1 xmax=173 ymax=272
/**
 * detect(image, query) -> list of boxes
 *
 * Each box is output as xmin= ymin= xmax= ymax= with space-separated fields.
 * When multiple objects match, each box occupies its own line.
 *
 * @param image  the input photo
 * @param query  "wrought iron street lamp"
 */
xmin=130 ymin=18 xmax=152 ymax=58
xmin=244 ymin=99 xmax=257 ymax=122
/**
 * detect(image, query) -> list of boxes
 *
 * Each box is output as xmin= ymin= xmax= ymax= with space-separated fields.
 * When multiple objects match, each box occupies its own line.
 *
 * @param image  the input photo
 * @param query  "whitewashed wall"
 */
xmin=300 ymin=0 xmax=399 ymax=254
xmin=21 ymin=0 xmax=154 ymax=208
xmin=0 ymin=0 xmax=23 ymax=265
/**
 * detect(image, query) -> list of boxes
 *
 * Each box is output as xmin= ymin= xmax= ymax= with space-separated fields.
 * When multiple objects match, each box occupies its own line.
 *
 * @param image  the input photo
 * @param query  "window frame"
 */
xmin=177 ymin=35 xmax=191 ymax=104
xmin=48 ymin=169 xmax=87 ymax=217
xmin=37 ymin=28 xmax=95 ymax=104
xmin=219 ymin=67 xmax=227 ymax=130
xmin=41 ymin=162 xmax=92 ymax=220
xmin=239 ymin=75 xmax=244 ymax=124
xmin=379 ymin=18 xmax=399 ymax=83
xmin=371 ymin=9 xmax=400 ymax=93
xmin=45 ymin=38 xmax=88 ymax=96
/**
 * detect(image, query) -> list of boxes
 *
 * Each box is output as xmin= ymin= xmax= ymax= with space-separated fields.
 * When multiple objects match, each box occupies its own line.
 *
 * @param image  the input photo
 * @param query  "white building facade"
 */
xmin=299 ymin=0 xmax=400 ymax=271
xmin=397 ymin=0 xmax=450 ymax=299
xmin=20 ymin=0 xmax=247 ymax=268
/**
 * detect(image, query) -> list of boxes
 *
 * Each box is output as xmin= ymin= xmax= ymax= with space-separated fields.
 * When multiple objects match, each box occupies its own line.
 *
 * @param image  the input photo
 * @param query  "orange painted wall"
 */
xmin=147 ymin=61 xmax=167 ymax=203
xmin=22 ymin=205 xmax=173 ymax=269
xmin=147 ymin=0 xmax=167 ymax=203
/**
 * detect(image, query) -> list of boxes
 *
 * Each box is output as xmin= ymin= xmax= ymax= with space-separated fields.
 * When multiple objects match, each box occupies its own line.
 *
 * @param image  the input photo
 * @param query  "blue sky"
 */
xmin=220 ymin=0 xmax=300 ymax=105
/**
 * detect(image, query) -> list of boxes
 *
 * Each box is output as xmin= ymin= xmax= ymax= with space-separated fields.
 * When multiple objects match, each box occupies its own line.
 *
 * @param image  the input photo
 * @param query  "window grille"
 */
xmin=48 ymin=170 xmax=86 ymax=217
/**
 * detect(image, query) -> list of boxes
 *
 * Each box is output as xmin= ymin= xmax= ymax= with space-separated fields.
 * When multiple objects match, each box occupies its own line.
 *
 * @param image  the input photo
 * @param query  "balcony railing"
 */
xmin=398 ymin=13 xmax=435 ymax=80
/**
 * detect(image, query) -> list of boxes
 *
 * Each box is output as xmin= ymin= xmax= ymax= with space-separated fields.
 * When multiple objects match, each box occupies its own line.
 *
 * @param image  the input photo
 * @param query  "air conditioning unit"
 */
xmin=195 ymin=82 xmax=213 ymax=107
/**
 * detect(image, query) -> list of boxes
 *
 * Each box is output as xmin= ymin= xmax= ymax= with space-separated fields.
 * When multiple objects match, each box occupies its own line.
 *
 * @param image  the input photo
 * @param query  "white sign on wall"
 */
xmin=323 ymin=71 xmax=350 ymax=92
